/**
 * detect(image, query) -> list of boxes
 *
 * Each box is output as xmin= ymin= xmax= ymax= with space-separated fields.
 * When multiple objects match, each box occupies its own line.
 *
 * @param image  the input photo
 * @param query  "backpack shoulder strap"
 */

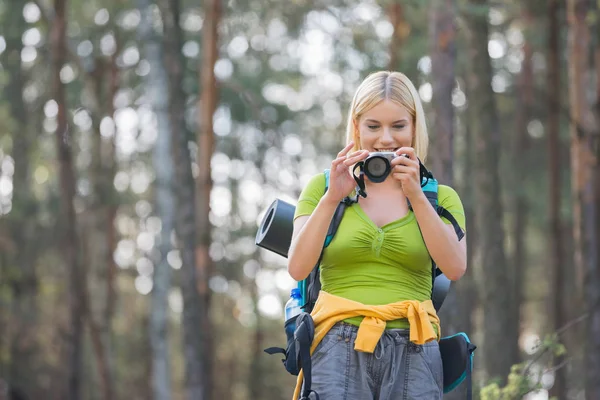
xmin=408 ymin=175 xmax=465 ymax=310
xmin=322 ymin=169 xmax=346 ymax=247
xmin=408 ymin=176 xmax=464 ymax=241
xmin=301 ymin=170 xmax=347 ymax=312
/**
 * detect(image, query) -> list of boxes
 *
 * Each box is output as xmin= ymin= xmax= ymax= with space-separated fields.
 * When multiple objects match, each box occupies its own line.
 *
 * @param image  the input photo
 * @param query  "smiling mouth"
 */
xmin=374 ymin=148 xmax=399 ymax=152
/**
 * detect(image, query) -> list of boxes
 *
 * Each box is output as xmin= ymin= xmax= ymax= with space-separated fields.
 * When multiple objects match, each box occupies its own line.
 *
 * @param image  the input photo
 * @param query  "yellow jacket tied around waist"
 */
xmin=292 ymin=291 xmax=441 ymax=400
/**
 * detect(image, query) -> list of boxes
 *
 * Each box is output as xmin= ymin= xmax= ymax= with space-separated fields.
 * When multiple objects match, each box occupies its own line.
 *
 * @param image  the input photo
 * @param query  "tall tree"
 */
xmin=588 ymin=0 xmax=600 ymax=396
xmin=464 ymin=0 xmax=516 ymax=382
xmin=427 ymin=2 xmax=466 ymax=395
xmin=429 ymin=0 xmax=456 ymax=185
xmin=197 ymin=0 xmax=222 ymax=397
xmin=387 ymin=2 xmax=407 ymax=70
xmin=567 ymin=0 xmax=595 ymax=296
xmin=509 ymin=0 xmax=535 ymax=366
xmin=139 ymin=0 xmax=175 ymax=397
xmin=84 ymin=44 xmax=120 ymax=400
xmin=566 ymin=0 xmax=599 ymax=395
xmin=50 ymin=0 xmax=85 ymax=397
xmin=547 ymin=0 xmax=566 ymax=398
xmin=159 ymin=0 xmax=206 ymax=398
xmin=3 ymin=1 xmax=39 ymax=396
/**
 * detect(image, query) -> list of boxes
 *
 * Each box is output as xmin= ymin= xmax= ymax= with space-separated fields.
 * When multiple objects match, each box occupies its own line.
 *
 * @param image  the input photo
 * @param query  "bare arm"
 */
xmin=288 ymin=143 xmax=369 ymax=281
xmin=287 ymin=193 xmax=340 ymax=281
xmin=410 ymin=192 xmax=467 ymax=281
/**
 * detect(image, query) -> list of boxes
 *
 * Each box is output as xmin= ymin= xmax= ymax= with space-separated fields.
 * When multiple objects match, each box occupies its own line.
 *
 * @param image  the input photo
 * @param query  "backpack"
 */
xmin=299 ymin=167 xmax=465 ymax=314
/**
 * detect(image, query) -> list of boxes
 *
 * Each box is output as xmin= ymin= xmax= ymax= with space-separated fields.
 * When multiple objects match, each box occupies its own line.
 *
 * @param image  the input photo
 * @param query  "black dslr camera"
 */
xmin=363 ymin=152 xmax=409 ymax=183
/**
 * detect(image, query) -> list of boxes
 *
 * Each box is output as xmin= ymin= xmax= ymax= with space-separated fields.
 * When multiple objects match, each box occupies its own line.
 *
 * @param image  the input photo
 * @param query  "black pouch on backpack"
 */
xmin=264 ymin=312 xmax=315 ymax=377
xmin=439 ymin=332 xmax=476 ymax=395
xmin=264 ymin=314 xmax=301 ymax=375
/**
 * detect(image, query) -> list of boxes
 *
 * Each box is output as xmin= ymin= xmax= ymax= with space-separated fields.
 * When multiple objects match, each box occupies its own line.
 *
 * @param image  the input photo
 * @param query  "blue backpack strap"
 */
xmin=299 ymin=169 xmax=345 ymax=311
xmin=408 ymin=175 xmax=465 ymax=310
xmin=322 ymin=169 xmax=344 ymax=248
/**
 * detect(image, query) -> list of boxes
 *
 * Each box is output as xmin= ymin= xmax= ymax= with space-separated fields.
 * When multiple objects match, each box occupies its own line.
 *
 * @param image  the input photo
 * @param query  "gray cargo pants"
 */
xmin=303 ymin=322 xmax=443 ymax=400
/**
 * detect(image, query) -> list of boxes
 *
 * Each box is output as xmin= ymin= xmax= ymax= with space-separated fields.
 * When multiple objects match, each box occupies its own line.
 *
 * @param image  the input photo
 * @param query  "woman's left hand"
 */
xmin=390 ymin=147 xmax=422 ymax=200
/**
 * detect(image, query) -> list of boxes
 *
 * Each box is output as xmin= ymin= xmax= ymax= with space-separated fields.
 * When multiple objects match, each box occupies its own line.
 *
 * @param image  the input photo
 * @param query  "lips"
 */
xmin=374 ymin=148 xmax=399 ymax=152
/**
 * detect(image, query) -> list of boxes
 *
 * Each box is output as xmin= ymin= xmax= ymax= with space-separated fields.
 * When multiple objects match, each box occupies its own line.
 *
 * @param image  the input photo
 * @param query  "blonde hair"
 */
xmin=344 ymin=71 xmax=429 ymax=162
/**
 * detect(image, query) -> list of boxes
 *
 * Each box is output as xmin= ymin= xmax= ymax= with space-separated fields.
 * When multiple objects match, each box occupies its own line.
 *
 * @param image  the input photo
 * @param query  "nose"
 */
xmin=380 ymin=127 xmax=394 ymax=144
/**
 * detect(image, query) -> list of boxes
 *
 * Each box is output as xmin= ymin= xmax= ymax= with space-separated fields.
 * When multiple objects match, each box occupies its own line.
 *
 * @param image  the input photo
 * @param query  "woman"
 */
xmin=287 ymin=71 xmax=467 ymax=399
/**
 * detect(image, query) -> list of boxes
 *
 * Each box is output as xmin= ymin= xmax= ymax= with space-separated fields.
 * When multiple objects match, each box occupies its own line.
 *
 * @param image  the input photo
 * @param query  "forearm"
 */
xmin=410 ymin=192 xmax=466 ymax=280
xmin=287 ymin=194 xmax=340 ymax=281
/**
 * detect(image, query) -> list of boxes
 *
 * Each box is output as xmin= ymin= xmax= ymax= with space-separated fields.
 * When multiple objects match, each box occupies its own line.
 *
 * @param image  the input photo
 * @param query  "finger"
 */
xmin=337 ymin=141 xmax=355 ymax=157
xmin=331 ymin=156 xmax=347 ymax=167
xmin=390 ymin=154 xmax=415 ymax=167
xmin=396 ymin=147 xmax=416 ymax=160
xmin=392 ymin=165 xmax=419 ymax=177
xmin=343 ymin=150 xmax=369 ymax=164
xmin=346 ymin=149 xmax=368 ymax=158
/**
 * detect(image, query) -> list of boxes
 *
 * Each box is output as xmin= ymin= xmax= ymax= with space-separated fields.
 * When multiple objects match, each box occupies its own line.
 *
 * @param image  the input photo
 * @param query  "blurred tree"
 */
xmin=509 ymin=0 xmax=534 ymax=365
xmin=546 ymin=0 xmax=566 ymax=398
xmin=429 ymin=0 xmax=456 ymax=184
xmin=464 ymin=0 xmax=516 ymax=383
xmin=566 ymin=0 xmax=599 ymax=396
xmin=137 ymin=0 xmax=175 ymax=398
xmin=567 ymin=0 xmax=594 ymax=296
xmin=428 ymin=1 xmax=472 ymax=398
xmin=49 ymin=0 xmax=86 ymax=397
xmin=83 ymin=29 xmax=121 ymax=400
xmin=197 ymin=0 xmax=222 ymax=397
xmin=158 ymin=0 xmax=207 ymax=398
xmin=1 ymin=1 xmax=45 ymax=398
xmin=387 ymin=2 xmax=407 ymax=71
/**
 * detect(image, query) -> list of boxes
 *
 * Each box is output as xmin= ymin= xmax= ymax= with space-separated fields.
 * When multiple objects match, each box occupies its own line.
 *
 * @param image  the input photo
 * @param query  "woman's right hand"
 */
xmin=324 ymin=141 xmax=369 ymax=204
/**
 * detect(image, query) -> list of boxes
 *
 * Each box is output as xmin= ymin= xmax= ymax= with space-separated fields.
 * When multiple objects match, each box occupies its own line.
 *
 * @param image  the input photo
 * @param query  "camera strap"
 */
xmin=352 ymin=162 xmax=368 ymax=198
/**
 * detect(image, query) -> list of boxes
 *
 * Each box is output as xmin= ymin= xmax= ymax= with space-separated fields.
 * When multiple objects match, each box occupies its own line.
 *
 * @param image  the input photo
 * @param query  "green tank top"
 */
xmin=294 ymin=173 xmax=466 ymax=329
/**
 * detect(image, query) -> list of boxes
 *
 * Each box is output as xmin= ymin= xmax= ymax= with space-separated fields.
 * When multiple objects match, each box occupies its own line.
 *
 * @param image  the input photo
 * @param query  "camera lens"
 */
xmin=366 ymin=157 xmax=387 ymax=177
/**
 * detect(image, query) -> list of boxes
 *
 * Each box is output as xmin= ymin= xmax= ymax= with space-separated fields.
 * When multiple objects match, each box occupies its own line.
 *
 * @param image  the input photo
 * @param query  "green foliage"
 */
xmin=479 ymin=334 xmax=567 ymax=400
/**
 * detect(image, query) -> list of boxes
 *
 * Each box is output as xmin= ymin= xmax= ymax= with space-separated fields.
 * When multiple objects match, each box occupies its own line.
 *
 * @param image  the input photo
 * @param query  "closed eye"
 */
xmin=393 ymin=125 xmax=406 ymax=129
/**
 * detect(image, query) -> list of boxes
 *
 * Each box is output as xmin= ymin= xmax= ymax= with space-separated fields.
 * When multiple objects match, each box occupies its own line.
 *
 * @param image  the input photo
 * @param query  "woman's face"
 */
xmin=356 ymin=100 xmax=413 ymax=153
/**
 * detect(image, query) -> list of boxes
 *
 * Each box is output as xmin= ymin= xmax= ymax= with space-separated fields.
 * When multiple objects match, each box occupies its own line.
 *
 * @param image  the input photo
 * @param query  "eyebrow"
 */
xmin=364 ymin=118 xmax=409 ymax=124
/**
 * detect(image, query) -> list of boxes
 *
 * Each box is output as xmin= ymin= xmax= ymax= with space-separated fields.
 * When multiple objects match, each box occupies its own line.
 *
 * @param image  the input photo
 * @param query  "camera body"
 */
xmin=363 ymin=152 xmax=409 ymax=183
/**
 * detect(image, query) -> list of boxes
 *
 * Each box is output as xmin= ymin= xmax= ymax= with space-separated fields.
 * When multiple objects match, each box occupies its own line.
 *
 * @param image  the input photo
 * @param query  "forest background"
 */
xmin=1 ymin=0 xmax=599 ymax=399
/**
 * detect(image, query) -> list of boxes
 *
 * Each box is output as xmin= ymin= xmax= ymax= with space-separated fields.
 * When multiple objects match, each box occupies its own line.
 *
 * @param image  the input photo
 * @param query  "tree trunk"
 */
xmin=387 ymin=2 xmax=407 ymax=71
xmin=80 ymin=38 xmax=120 ymax=399
xmin=197 ymin=0 xmax=222 ymax=398
xmin=428 ymin=2 xmax=467 ymax=398
xmin=567 ymin=0 xmax=593 ymax=297
xmin=4 ymin=3 xmax=39 ymax=397
xmin=588 ymin=1 xmax=600 ymax=397
xmin=103 ymin=50 xmax=119 ymax=398
xmin=429 ymin=0 xmax=455 ymax=185
xmin=464 ymin=0 xmax=515 ymax=383
xmin=159 ymin=0 xmax=206 ymax=398
xmin=567 ymin=1 xmax=599 ymax=396
xmin=547 ymin=1 xmax=566 ymax=398
xmin=510 ymin=1 xmax=535 ymax=368
xmin=50 ymin=0 xmax=85 ymax=397
xmin=139 ymin=0 xmax=175 ymax=397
